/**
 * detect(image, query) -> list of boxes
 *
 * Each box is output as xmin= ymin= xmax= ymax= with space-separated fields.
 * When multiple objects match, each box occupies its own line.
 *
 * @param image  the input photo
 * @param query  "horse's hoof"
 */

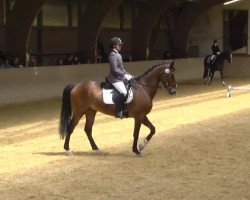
xmin=133 ymin=150 xmax=143 ymax=157
xmin=136 ymin=152 xmax=143 ymax=157
xmin=138 ymin=144 xmax=144 ymax=151
xmin=66 ymin=150 xmax=74 ymax=156
xmin=95 ymin=149 xmax=104 ymax=155
xmin=226 ymin=93 xmax=231 ymax=98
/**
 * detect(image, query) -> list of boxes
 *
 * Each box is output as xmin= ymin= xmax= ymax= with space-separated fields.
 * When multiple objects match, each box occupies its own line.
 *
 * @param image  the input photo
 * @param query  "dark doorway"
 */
xmin=224 ymin=10 xmax=248 ymax=52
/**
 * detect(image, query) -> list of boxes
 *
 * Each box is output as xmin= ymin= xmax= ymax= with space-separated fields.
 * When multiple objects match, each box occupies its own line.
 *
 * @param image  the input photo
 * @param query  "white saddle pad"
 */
xmin=103 ymin=89 xmax=133 ymax=104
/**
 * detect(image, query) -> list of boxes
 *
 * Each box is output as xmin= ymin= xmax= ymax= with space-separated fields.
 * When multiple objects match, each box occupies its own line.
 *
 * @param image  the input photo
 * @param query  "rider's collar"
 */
xmin=113 ymin=49 xmax=119 ymax=54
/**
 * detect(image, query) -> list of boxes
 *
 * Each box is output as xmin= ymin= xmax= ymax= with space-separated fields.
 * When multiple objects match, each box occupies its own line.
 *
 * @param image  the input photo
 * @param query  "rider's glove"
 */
xmin=125 ymin=74 xmax=133 ymax=81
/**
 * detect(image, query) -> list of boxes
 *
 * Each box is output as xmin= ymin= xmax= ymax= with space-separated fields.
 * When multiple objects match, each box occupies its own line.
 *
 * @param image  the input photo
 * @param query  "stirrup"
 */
xmin=115 ymin=110 xmax=128 ymax=119
xmin=115 ymin=111 xmax=124 ymax=119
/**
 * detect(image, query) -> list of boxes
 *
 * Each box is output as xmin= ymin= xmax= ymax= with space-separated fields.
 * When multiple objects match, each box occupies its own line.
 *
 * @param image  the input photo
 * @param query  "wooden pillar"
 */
xmin=149 ymin=15 xmax=162 ymax=58
xmin=6 ymin=0 xmax=48 ymax=65
xmin=248 ymin=9 xmax=250 ymax=55
xmin=5 ymin=0 xmax=10 ymax=16
xmin=37 ymin=10 xmax=43 ymax=65
xmin=67 ymin=0 xmax=72 ymax=28
xmin=131 ymin=0 xmax=180 ymax=61
xmin=165 ymin=10 xmax=174 ymax=54
xmin=0 ymin=0 xmax=4 ymax=25
xmin=119 ymin=2 xmax=124 ymax=30
xmin=78 ymin=0 xmax=120 ymax=63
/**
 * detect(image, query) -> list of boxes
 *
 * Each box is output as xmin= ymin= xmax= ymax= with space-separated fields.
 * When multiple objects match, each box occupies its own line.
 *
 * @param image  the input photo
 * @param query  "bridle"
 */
xmin=160 ymin=68 xmax=177 ymax=89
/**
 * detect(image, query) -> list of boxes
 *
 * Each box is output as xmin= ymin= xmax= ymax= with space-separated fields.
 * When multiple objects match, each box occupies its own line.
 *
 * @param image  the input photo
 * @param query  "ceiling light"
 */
xmin=224 ymin=0 xmax=241 ymax=5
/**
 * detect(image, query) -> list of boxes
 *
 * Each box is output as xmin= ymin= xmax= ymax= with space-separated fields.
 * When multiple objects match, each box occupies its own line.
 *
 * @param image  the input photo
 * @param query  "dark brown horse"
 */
xmin=59 ymin=61 xmax=177 ymax=156
xmin=203 ymin=51 xmax=232 ymax=86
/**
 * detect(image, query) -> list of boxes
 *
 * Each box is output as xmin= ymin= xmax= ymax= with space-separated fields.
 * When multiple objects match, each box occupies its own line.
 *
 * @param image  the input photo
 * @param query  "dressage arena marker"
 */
xmin=227 ymin=85 xmax=250 ymax=97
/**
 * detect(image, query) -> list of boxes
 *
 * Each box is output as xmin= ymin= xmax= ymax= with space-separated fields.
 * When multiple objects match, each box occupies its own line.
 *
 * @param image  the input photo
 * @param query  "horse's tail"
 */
xmin=203 ymin=56 xmax=210 ymax=78
xmin=59 ymin=84 xmax=75 ymax=139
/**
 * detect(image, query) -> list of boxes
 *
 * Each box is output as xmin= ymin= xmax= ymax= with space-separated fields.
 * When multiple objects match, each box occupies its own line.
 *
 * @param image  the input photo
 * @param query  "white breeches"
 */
xmin=211 ymin=55 xmax=215 ymax=60
xmin=112 ymin=82 xmax=127 ymax=96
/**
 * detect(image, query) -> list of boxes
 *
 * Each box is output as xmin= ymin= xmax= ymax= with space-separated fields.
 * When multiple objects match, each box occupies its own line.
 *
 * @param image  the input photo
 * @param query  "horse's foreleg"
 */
xmin=84 ymin=109 xmax=99 ymax=152
xmin=220 ymin=70 xmax=226 ymax=86
xmin=208 ymin=70 xmax=215 ymax=85
xmin=132 ymin=118 xmax=142 ymax=156
xmin=138 ymin=116 xmax=155 ymax=151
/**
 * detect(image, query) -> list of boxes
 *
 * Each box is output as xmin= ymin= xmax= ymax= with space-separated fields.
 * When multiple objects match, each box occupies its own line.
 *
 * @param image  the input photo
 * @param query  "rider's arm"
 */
xmin=109 ymin=54 xmax=125 ymax=77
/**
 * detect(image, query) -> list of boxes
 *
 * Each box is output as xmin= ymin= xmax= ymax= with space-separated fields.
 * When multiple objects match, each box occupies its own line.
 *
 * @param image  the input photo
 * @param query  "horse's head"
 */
xmin=159 ymin=60 xmax=177 ymax=95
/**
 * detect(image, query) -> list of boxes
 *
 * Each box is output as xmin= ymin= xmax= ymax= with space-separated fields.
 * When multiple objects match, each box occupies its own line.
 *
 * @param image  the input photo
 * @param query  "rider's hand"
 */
xmin=125 ymin=74 xmax=133 ymax=81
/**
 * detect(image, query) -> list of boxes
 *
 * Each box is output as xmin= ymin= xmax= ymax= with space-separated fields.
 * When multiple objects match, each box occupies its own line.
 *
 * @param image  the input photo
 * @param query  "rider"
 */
xmin=107 ymin=37 xmax=133 ymax=119
xmin=211 ymin=39 xmax=221 ymax=64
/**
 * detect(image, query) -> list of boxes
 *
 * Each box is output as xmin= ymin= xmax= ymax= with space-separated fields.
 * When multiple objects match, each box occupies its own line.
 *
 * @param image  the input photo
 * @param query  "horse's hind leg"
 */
xmin=84 ymin=109 xmax=99 ymax=152
xmin=64 ymin=113 xmax=83 ymax=155
xmin=138 ymin=116 xmax=155 ymax=151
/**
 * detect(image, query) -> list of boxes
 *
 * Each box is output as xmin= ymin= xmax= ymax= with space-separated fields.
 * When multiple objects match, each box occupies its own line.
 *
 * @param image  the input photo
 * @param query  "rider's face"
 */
xmin=115 ymin=44 xmax=122 ymax=51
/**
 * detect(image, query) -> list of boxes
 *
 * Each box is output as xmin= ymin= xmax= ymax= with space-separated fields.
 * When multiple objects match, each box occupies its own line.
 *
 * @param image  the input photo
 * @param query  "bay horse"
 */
xmin=203 ymin=51 xmax=232 ymax=86
xmin=59 ymin=61 xmax=177 ymax=156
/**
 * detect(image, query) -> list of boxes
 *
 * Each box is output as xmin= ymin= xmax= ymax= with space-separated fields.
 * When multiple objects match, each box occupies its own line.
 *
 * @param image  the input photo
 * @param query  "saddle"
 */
xmin=101 ymin=78 xmax=133 ymax=105
xmin=207 ymin=55 xmax=216 ymax=65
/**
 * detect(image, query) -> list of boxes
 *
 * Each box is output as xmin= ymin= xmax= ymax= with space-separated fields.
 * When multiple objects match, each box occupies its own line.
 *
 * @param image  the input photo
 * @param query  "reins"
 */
xmin=131 ymin=80 xmax=176 ymax=89
xmin=133 ymin=81 xmax=163 ymax=89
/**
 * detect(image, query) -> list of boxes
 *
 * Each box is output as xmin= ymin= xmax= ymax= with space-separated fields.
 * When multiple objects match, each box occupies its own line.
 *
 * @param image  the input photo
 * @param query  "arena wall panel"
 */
xmin=0 ymin=57 xmax=248 ymax=106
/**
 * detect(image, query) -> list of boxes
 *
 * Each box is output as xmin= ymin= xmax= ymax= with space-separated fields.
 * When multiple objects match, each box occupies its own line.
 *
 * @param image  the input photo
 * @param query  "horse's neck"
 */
xmin=137 ymin=69 xmax=160 ymax=99
xmin=218 ymin=53 xmax=226 ymax=65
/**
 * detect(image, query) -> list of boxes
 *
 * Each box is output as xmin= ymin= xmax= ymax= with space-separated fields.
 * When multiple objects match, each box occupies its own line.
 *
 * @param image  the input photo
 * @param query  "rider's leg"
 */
xmin=112 ymin=82 xmax=127 ymax=96
xmin=112 ymin=82 xmax=127 ymax=118
xmin=211 ymin=55 xmax=216 ymax=64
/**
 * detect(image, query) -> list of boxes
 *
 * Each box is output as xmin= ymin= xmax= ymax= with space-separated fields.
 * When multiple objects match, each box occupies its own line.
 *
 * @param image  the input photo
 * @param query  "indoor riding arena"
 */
xmin=0 ymin=0 xmax=250 ymax=200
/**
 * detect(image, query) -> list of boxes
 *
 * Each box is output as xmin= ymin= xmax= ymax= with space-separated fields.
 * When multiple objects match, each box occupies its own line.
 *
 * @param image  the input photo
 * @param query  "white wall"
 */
xmin=188 ymin=5 xmax=223 ymax=57
xmin=188 ymin=0 xmax=250 ymax=57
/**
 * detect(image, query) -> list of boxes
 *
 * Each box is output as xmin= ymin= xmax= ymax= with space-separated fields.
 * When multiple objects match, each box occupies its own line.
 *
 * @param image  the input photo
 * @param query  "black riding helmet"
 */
xmin=213 ymin=39 xmax=218 ymax=44
xmin=110 ymin=37 xmax=124 ymax=46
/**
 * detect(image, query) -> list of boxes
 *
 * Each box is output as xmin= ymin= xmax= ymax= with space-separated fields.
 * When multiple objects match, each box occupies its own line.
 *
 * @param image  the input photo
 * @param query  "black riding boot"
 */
xmin=115 ymin=95 xmax=128 ymax=119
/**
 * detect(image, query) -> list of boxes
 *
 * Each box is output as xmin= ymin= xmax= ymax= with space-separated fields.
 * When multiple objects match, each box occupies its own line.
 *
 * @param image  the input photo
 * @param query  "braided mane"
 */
xmin=136 ymin=60 xmax=173 ymax=80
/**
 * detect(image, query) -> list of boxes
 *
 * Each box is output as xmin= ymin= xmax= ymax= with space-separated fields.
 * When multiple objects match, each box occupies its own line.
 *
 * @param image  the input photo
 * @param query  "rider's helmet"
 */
xmin=213 ymin=39 xmax=218 ymax=44
xmin=110 ymin=37 xmax=124 ymax=46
